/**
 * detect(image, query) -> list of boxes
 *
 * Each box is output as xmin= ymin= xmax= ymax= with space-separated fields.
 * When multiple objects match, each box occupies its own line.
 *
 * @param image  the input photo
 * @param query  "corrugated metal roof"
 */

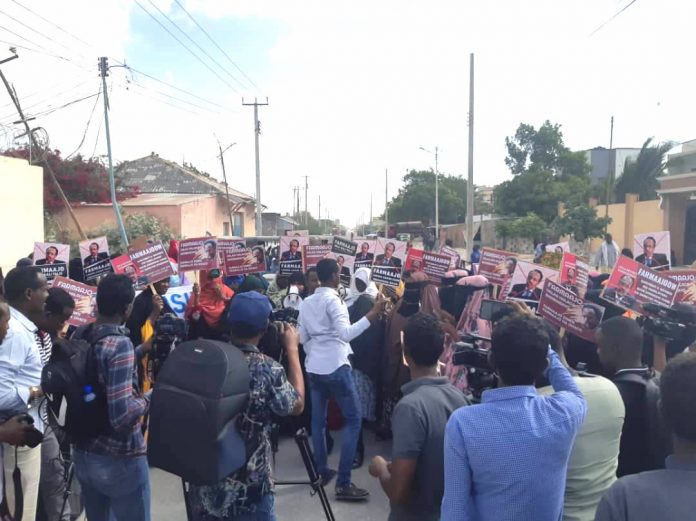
xmin=75 ymin=193 xmax=216 ymax=207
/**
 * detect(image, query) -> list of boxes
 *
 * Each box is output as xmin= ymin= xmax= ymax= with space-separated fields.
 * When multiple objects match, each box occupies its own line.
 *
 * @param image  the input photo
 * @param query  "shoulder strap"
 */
xmin=613 ymin=372 xmax=649 ymax=386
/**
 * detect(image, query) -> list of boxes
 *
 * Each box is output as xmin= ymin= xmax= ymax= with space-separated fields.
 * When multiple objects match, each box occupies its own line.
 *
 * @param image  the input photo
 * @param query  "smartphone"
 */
xmin=506 ymin=297 xmax=540 ymax=312
xmin=479 ymin=299 xmax=511 ymax=321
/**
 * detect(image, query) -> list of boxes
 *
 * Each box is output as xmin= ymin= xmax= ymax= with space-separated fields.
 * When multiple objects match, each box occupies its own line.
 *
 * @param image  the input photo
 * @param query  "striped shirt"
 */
xmin=35 ymin=330 xmax=52 ymax=423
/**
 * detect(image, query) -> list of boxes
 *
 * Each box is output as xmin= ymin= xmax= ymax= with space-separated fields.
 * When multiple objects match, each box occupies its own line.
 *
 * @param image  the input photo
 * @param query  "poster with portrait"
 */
xmin=478 ymin=248 xmax=518 ymax=286
xmin=303 ymin=245 xmax=332 ymax=270
xmin=178 ymin=237 xmax=219 ymax=272
xmin=439 ymin=245 xmax=461 ymax=270
xmin=279 ymin=234 xmax=309 ymax=274
xmin=545 ymin=242 xmax=571 ymax=254
xmin=285 ymin=229 xmax=309 ymax=237
xmin=404 ymin=248 xmax=451 ymax=282
xmin=79 ymin=237 xmax=112 ymax=281
xmin=501 ymin=260 xmax=559 ymax=303
xmin=559 ymin=252 xmax=590 ymax=298
xmin=371 ymin=238 xmax=407 ymax=286
xmin=52 ymin=276 xmax=97 ymax=327
xmin=538 ymin=280 xmax=605 ymax=342
xmin=111 ymin=254 xmax=146 ymax=287
xmin=664 ymin=270 xmax=696 ymax=305
xmin=217 ymin=237 xmax=246 ymax=267
xmin=354 ymin=240 xmax=377 ymax=271
xmin=223 ymin=247 xmax=267 ymax=276
xmin=633 ymin=231 xmax=671 ymax=271
xmin=33 ymin=242 xmax=69 ymax=281
xmin=129 ymin=241 xmax=175 ymax=285
xmin=601 ymin=255 xmax=678 ymax=314
xmin=330 ymin=237 xmax=358 ymax=286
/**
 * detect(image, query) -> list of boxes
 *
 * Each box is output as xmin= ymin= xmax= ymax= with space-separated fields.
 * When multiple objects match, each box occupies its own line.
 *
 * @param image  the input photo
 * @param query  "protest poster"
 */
xmin=478 ymin=248 xmax=518 ymax=286
xmin=303 ymin=245 xmax=331 ymax=270
xmin=128 ymin=236 xmax=152 ymax=253
xmin=540 ymin=252 xmax=563 ymax=270
xmin=330 ymin=237 xmax=358 ymax=286
xmin=279 ymin=234 xmax=309 ymax=274
xmin=501 ymin=260 xmax=559 ymax=302
xmin=633 ymin=231 xmax=671 ymax=271
xmin=223 ymin=247 xmax=267 ymax=276
xmin=52 ymin=276 xmax=97 ymax=327
xmin=371 ymin=238 xmax=407 ymax=287
xmin=79 ymin=237 xmax=112 ymax=281
xmin=178 ymin=237 xmax=219 ymax=272
xmin=285 ymin=229 xmax=309 ymax=237
xmin=405 ymin=248 xmax=451 ymax=282
xmin=538 ymin=280 xmax=605 ymax=342
xmin=559 ymin=252 xmax=590 ymax=298
xmin=161 ymin=284 xmax=193 ymax=318
xmin=664 ymin=270 xmax=696 ymax=305
xmin=354 ymin=240 xmax=376 ymax=271
xmin=545 ymin=242 xmax=571 ymax=254
xmin=217 ymin=237 xmax=245 ymax=269
xmin=601 ymin=255 xmax=678 ymax=314
xmin=111 ymin=254 xmax=144 ymax=287
xmin=33 ymin=242 xmax=69 ymax=281
xmin=439 ymin=245 xmax=461 ymax=270
xmin=129 ymin=241 xmax=175 ymax=284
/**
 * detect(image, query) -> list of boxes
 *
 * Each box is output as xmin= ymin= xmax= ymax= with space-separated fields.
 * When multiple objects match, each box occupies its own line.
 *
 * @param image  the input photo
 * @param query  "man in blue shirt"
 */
xmin=442 ymin=314 xmax=587 ymax=521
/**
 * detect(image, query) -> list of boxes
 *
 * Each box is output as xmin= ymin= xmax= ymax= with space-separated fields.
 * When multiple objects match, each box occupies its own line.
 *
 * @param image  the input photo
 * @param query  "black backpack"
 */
xmin=147 ymin=339 xmax=251 ymax=485
xmin=41 ymin=324 xmax=114 ymax=444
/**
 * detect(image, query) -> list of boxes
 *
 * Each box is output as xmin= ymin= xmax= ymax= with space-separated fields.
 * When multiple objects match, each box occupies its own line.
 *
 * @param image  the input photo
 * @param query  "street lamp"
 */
xmin=419 ymin=146 xmax=439 ymax=246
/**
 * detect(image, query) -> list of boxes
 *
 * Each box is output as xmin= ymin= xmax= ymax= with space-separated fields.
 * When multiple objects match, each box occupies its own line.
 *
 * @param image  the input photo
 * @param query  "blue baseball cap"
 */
xmin=225 ymin=292 xmax=272 ymax=332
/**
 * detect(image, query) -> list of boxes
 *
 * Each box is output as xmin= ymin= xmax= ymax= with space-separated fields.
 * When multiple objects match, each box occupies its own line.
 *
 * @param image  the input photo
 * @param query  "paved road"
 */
xmin=151 ymin=430 xmax=392 ymax=521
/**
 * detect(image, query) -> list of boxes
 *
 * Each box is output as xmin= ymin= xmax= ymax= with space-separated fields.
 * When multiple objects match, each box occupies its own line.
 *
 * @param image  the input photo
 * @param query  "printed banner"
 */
xmin=439 ymin=245 xmax=461 ymax=270
xmin=371 ymin=238 xmax=407 ymax=287
xmin=502 ymin=260 xmax=559 ymax=302
xmin=79 ymin=237 xmax=112 ymax=281
xmin=478 ymin=248 xmax=518 ymax=286
xmin=279 ymin=235 xmax=309 ymax=275
xmin=223 ymin=248 xmax=267 ymax=276
xmin=633 ymin=231 xmax=671 ymax=271
xmin=354 ymin=240 xmax=376 ymax=271
xmin=545 ymin=242 xmax=571 ymax=254
xmin=601 ymin=255 xmax=678 ymax=314
xmin=331 ymin=237 xmax=358 ymax=286
xmin=129 ymin=242 xmax=175 ymax=285
xmin=664 ymin=270 xmax=696 ymax=305
xmin=303 ymin=245 xmax=331 ymax=270
xmin=538 ymin=280 xmax=605 ymax=342
xmin=161 ymin=285 xmax=192 ymax=318
xmin=178 ymin=237 xmax=219 ymax=272
xmin=559 ymin=252 xmax=590 ymax=298
xmin=331 ymin=236 xmax=358 ymax=257
xmin=404 ymin=248 xmax=451 ymax=281
xmin=33 ymin=242 xmax=69 ymax=281
xmin=111 ymin=254 xmax=145 ymax=287
xmin=52 ymin=276 xmax=97 ymax=327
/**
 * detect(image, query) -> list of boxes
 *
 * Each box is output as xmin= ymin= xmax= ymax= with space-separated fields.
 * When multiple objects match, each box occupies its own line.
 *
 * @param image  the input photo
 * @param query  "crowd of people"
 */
xmin=0 ymin=235 xmax=695 ymax=521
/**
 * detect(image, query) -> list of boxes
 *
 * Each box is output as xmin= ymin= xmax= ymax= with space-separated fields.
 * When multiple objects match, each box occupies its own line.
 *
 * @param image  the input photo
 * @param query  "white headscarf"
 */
xmin=346 ymin=267 xmax=379 ymax=306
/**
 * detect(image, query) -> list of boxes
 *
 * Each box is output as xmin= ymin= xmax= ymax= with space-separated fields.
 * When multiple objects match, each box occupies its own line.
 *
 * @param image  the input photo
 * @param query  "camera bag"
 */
xmin=147 ymin=339 xmax=251 ymax=485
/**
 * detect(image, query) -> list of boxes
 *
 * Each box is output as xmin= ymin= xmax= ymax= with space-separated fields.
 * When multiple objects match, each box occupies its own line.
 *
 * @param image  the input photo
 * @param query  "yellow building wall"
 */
xmin=0 ymin=156 xmax=44 ymax=274
xmin=589 ymin=196 xmax=664 ymax=251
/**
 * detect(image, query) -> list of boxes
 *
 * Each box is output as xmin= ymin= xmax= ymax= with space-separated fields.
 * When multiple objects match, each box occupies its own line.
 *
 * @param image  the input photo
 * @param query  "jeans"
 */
xmin=309 ymin=364 xmax=362 ymax=487
xmin=229 ymin=494 xmax=276 ymax=521
xmin=40 ymin=429 xmax=71 ymax=521
xmin=73 ymin=449 xmax=150 ymax=521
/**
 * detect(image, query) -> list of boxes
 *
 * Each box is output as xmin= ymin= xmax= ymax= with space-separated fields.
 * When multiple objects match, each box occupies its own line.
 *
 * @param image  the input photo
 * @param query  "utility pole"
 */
xmin=318 ymin=194 xmax=321 ymax=234
xmin=302 ymin=175 xmax=310 ymax=227
xmin=99 ymin=57 xmax=129 ymax=248
xmin=604 ymin=116 xmax=615 ymax=232
xmin=384 ymin=169 xmax=389 ymax=238
xmin=370 ymin=193 xmax=373 ymax=225
xmin=216 ymin=140 xmax=236 ymax=236
xmin=0 ymin=52 xmax=86 ymax=239
xmin=435 ymin=145 xmax=439 ymax=246
xmin=242 ymin=97 xmax=269 ymax=236
xmin=466 ymin=53 xmax=475 ymax=259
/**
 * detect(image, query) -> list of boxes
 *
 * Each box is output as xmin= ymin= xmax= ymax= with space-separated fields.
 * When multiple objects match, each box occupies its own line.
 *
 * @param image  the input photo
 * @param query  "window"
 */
xmin=234 ymin=213 xmax=243 ymax=236
xmin=223 ymin=222 xmax=231 ymax=236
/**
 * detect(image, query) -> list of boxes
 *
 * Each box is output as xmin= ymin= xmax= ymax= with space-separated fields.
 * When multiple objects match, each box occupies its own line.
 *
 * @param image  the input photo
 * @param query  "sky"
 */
xmin=0 ymin=0 xmax=694 ymax=229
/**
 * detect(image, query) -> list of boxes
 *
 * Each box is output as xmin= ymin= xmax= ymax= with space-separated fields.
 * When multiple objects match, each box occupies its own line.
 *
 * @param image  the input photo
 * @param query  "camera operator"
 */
xmin=643 ymin=303 xmax=696 ymax=373
xmin=190 ymin=292 xmax=305 ymax=520
xmin=596 ymin=317 xmax=670 ymax=477
xmin=441 ymin=313 xmax=587 ymax=520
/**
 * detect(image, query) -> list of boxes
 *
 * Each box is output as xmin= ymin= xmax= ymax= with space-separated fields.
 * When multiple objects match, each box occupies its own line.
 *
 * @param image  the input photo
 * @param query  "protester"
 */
xmin=620 ymin=248 xmax=633 ymax=260
xmin=536 ymin=320 xmax=625 ymax=521
xmin=347 ymin=267 xmax=384 ymax=468
xmin=237 ymin=273 xmax=267 ymax=295
xmin=190 ymin=292 xmax=305 ymax=520
xmin=595 ymin=352 xmax=696 ymax=521
xmin=304 ymin=267 xmax=320 ymax=297
xmin=298 ymin=258 xmax=386 ymax=500
xmin=1 ymin=266 xmax=50 ymax=521
xmin=0 ymin=414 xmax=36 ymax=446
xmin=126 ymin=279 xmax=172 ymax=347
xmin=441 ymin=313 xmax=587 ymax=520
xmin=596 ymin=317 xmax=669 ymax=477
xmin=267 ymin=274 xmax=289 ymax=308
xmin=596 ymin=234 xmax=620 ymax=272
xmin=470 ymin=244 xmax=481 ymax=264
xmin=71 ymin=274 xmax=151 ymax=521
xmin=370 ymin=313 xmax=469 ymax=521
xmin=186 ymin=268 xmax=234 ymax=340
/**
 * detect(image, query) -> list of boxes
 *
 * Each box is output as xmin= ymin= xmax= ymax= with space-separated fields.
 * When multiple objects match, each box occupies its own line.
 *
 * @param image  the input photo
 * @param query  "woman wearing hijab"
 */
xmin=186 ymin=268 xmax=234 ymax=340
xmin=348 ymin=268 xmax=384 ymax=467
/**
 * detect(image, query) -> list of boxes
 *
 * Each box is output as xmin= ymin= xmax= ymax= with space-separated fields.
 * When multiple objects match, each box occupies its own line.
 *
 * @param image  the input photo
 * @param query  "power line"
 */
xmin=126 ymin=78 xmax=223 ymax=114
xmin=133 ymin=0 xmax=239 ymax=92
xmin=0 ymin=80 xmax=93 ymax=123
xmin=9 ymin=0 xmax=93 ymax=49
xmin=145 ymin=0 xmax=246 ymax=90
xmin=590 ymin=0 xmax=638 ymax=36
xmin=66 ymin=82 xmax=101 ymax=159
xmin=0 ymin=9 xmax=87 ymax=59
xmin=173 ymin=0 xmax=258 ymax=90
xmin=24 ymin=92 xmax=99 ymax=120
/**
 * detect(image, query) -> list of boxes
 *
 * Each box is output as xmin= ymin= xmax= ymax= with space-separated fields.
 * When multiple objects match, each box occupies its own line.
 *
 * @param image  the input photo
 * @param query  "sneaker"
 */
xmin=320 ymin=469 xmax=337 ymax=487
xmin=335 ymin=483 xmax=370 ymax=501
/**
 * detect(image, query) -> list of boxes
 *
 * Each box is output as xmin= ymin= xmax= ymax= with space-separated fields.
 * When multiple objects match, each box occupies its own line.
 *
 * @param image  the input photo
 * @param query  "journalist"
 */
xmin=71 ymin=274 xmax=151 ymax=521
xmin=441 ymin=313 xmax=587 ymax=521
xmin=298 ymin=258 xmax=386 ymax=501
xmin=191 ymin=291 xmax=305 ymax=520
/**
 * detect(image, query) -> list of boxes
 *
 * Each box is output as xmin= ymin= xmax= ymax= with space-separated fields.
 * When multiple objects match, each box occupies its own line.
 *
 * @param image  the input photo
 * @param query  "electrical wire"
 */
xmin=0 ymin=80 xmax=93 ymax=123
xmin=133 ymin=0 xmax=238 ymax=92
xmin=66 ymin=82 xmax=101 ymax=159
xmin=0 ymin=10 xmax=88 ymax=59
xmin=126 ymin=79 xmax=221 ymax=114
xmin=172 ymin=0 xmax=258 ymax=90
xmin=9 ymin=0 xmax=93 ymax=50
xmin=22 ymin=92 xmax=99 ymax=120
xmin=145 ymin=0 xmax=246 ymax=90
xmin=590 ymin=0 xmax=638 ymax=36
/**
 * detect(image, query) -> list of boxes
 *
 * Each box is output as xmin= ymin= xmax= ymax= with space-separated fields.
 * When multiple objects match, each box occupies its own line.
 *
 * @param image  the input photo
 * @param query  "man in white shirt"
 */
xmin=596 ymin=234 xmax=621 ymax=273
xmin=0 ymin=266 xmax=49 ymax=521
xmin=298 ymin=258 xmax=385 ymax=501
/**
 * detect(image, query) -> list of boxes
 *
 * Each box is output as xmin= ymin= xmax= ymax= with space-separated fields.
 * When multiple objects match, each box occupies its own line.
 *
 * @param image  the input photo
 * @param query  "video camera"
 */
xmin=642 ymin=303 xmax=696 ymax=344
xmin=153 ymin=313 xmax=188 ymax=365
xmin=452 ymin=332 xmax=497 ymax=400
xmin=258 ymin=307 xmax=300 ymax=362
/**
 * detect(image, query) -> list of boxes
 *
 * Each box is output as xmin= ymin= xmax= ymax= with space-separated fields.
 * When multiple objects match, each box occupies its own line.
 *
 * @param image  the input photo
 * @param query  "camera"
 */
xmin=452 ymin=333 xmax=497 ymax=400
xmin=642 ymin=303 xmax=696 ymax=343
xmin=153 ymin=313 xmax=188 ymax=370
xmin=258 ymin=308 xmax=300 ymax=361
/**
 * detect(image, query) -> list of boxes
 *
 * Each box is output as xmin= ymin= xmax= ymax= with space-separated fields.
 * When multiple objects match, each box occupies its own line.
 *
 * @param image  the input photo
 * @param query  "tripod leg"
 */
xmin=294 ymin=429 xmax=336 ymax=521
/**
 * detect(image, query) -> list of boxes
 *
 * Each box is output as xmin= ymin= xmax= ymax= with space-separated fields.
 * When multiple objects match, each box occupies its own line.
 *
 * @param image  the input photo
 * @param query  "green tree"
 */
xmin=552 ymin=203 xmax=611 ymax=242
xmin=614 ymin=138 xmax=674 ymax=202
xmin=94 ymin=213 xmax=174 ymax=254
xmin=386 ymin=170 xmax=466 ymax=225
xmin=496 ymin=213 xmax=548 ymax=241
